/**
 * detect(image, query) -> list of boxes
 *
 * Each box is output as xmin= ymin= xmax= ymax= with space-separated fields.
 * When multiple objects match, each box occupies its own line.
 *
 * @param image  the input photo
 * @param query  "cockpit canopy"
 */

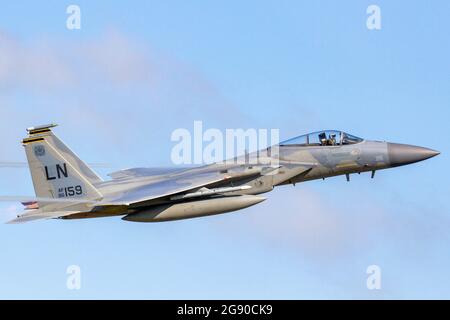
xmin=280 ymin=130 xmax=363 ymax=147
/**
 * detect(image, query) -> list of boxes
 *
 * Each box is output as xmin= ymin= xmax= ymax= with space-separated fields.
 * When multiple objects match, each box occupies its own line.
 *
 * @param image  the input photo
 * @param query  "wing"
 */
xmin=98 ymin=171 xmax=232 ymax=207
xmin=97 ymin=164 xmax=281 ymax=207
xmin=107 ymin=167 xmax=190 ymax=180
xmin=5 ymin=163 xmax=316 ymax=223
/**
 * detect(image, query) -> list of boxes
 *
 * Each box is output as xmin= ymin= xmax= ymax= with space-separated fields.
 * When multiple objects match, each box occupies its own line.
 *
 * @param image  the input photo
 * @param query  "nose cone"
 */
xmin=388 ymin=143 xmax=440 ymax=167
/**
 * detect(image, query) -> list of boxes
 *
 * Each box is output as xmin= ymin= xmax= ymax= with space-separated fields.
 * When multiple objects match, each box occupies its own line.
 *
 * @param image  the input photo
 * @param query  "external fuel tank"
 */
xmin=122 ymin=195 xmax=265 ymax=222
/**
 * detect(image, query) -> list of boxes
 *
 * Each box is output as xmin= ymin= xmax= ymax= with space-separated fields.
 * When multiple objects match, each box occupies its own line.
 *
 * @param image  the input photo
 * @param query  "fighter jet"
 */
xmin=2 ymin=124 xmax=439 ymax=223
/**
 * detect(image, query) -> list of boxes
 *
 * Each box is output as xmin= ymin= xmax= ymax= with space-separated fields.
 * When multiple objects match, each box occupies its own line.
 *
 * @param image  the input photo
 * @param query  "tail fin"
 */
xmin=22 ymin=124 xmax=103 ymax=202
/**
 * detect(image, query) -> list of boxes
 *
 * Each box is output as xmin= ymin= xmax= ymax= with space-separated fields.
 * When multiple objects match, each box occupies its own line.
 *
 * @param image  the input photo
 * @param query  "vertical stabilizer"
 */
xmin=22 ymin=124 xmax=103 ymax=202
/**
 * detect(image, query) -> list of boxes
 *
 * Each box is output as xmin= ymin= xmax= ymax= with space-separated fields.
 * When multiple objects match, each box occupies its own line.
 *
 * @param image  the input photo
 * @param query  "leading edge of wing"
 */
xmin=96 ymin=163 xmax=316 ymax=208
xmin=96 ymin=170 xmax=229 ymax=207
xmin=107 ymin=167 xmax=192 ymax=180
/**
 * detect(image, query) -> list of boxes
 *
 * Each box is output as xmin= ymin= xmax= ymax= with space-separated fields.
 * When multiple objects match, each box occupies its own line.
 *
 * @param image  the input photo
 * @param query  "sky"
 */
xmin=0 ymin=0 xmax=449 ymax=299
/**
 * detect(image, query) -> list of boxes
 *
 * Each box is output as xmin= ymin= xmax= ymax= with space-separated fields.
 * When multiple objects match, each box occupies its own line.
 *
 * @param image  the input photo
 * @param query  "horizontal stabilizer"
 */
xmin=0 ymin=195 xmax=96 ymax=204
xmin=7 ymin=210 xmax=80 ymax=224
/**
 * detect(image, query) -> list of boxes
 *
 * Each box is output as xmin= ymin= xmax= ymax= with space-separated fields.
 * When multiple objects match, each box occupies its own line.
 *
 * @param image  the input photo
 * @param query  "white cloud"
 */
xmin=0 ymin=31 xmax=73 ymax=91
xmin=213 ymin=184 xmax=450 ymax=265
xmin=231 ymin=187 xmax=387 ymax=260
xmin=0 ymin=28 xmax=238 ymax=113
xmin=0 ymin=29 xmax=246 ymax=166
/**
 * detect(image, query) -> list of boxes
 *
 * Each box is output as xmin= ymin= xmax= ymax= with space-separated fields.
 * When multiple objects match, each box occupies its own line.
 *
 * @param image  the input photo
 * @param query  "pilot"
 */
xmin=329 ymin=134 xmax=336 ymax=146
xmin=318 ymin=132 xmax=327 ymax=146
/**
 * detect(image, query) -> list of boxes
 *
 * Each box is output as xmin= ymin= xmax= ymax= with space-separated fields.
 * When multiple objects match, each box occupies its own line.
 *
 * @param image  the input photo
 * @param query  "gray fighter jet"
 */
xmin=3 ymin=124 xmax=439 ymax=223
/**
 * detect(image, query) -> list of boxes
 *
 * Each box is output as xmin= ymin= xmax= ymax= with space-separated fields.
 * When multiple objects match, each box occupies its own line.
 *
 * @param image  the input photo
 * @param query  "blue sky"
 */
xmin=0 ymin=0 xmax=449 ymax=299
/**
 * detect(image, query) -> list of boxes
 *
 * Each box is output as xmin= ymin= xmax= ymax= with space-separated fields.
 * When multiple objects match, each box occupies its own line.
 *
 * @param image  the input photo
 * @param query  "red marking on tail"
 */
xmin=21 ymin=201 xmax=39 ymax=210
